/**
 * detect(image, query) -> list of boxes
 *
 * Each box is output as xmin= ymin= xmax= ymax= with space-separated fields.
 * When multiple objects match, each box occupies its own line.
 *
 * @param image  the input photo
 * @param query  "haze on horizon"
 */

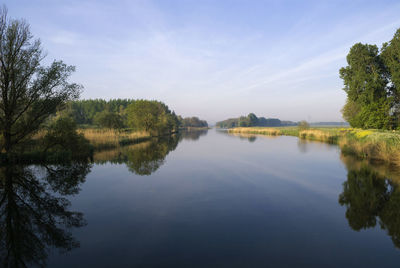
xmin=6 ymin=0 xmax=400 ymax=124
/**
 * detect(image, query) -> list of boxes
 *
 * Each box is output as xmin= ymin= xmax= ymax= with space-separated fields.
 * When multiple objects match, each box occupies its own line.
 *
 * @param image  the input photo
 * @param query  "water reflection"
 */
xmin=339 ymin=155 xmax=400 ymax=249
xmin=93 ymin=130 xmax=209 ymax=175
xmin=225 ymin=131 xmax=400 ymax=251
xmin=180 ymin=129 xmax=208 ymax=141
xmin=0 ymin=162 xmax=91 ymax=267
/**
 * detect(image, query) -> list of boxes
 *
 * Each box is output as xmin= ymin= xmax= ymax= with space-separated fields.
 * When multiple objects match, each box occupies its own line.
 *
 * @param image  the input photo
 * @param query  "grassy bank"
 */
xmin=228 ymin=127 xmax=400 ymax=166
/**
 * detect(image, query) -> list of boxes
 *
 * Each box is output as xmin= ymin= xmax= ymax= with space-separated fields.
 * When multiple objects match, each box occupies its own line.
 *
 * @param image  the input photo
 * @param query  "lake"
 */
xmin=2 ymin=129 xmax=400 ymax=267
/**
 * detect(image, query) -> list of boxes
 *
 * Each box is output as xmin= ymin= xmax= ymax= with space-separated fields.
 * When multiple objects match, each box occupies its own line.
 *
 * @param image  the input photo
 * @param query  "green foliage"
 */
xmin=341 ymin=99 xmax=361 ymax=127
xmin=126 ymin=100 xmax=179 ymax=135
xmin=94 ymin=110 xmax=124 ymax=129
xmin=382 ymin=29 xmax=400 ymax=100
xmin=43 ymin=116 xmax=92 ymax=158
xmin=180 ymin=117 xmax=208 ymax=128
xmin=340 ymin=28 xmax=400 ymax=129
xmin=68 ymin=99 xmax=133 ymax=125
xmin=356 ymin=99 xmax=391 ymax=129
xmin=0 ymin=8 xmax=82 ymax=153
xmin=216 ymin=113 xmax=296 ymax=128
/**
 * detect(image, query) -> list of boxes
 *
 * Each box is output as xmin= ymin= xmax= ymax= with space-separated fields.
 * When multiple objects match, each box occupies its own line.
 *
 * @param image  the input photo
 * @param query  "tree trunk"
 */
xmin=4 ymin=124 xmax=12 ymax=153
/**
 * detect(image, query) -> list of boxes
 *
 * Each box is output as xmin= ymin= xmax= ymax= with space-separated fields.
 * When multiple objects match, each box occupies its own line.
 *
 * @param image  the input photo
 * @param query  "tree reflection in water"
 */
xmin=125 ymin=135 xmax=180 ymax=175
xmin=180 ymin=129 xmax=208 ymax=141
xmin=93 ymin=130 xmax=209 ymax=175
xmin=0 ymin=162 xmax=91 ymax=267
xmin=339 ymin=156 xmax=400 ymax=248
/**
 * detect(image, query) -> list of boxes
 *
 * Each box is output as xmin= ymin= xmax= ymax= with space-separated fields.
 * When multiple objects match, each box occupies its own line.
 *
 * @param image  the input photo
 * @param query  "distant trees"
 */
xmin=340 ymin=28 xmax=400 ymax=129
xmin=180 ymin=117 xmax=208 ymax=128
xmin=216 ymin=113 xmax=296 ymax=128
xmin=298 ymin=120 xmax=310 ymax=130
xmin=216 ymin=118 xmax=239 ymax=128
xmin=0 ymin=7 xmax=82 ymax=153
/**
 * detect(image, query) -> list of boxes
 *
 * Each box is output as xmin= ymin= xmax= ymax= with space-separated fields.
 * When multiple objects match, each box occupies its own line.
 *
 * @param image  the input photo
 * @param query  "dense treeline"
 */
xmin=179 ymin=116 xmax=208 ymax=128
xmin=216 ymin=113 xmax=296 ymax=128
xmin=68 ymin=99 xmax=133 ymax=125
xmin=68 ymin=99 xmax=208 ymax=135
xmin=340 ymin=28 xmax=400 ymax=129
xmin=68 ymin=99 xmax=180 ymax=135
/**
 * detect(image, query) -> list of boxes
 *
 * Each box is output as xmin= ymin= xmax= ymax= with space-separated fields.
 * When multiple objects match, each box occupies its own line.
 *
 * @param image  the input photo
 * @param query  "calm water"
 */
xmin=2 ymin=129 xmax=400 ymax=267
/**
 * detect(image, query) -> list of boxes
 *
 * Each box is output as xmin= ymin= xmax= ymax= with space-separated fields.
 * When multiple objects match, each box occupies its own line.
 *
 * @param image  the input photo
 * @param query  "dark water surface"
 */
xmin=2 ymin=129 xmax=400 ymax=267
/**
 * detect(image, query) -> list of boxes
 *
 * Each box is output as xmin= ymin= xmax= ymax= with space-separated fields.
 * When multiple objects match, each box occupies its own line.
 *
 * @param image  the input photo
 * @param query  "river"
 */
xmin=2 ymin=129 xmax=400 ymax=267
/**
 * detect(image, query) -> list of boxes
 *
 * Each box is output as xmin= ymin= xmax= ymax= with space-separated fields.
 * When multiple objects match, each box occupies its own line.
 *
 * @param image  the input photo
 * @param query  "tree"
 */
xmin=126 ymin=100 xmax=179 ymax=135
xmin=42 ymin=115 xmax=91 ymax=157
xmin=382 ymin=29 xmax=400 ymax=101
xmin=382 ymin=29 xmax=400 ymax=126
xmin=341 ymin=99 xmax=361 ymax=127
xmin=94 ymin=110 xmax=124 ymax=129
xmin=0 ymin=7 xmax=81 ymax=153
xmin=247 ymin=113 xmax=258 ymax=126
xmin=339 ymin=28 xmax=400 ymax=129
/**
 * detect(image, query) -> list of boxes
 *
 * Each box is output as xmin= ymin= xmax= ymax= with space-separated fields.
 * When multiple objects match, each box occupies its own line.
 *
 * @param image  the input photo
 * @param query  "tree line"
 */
xmin=68 ymin=99 xmax=208 ymax=132
xmin=340 ymin=28 xmax=400 ymax=129
xmin=216 ymin=113 xmax=296 ymax=128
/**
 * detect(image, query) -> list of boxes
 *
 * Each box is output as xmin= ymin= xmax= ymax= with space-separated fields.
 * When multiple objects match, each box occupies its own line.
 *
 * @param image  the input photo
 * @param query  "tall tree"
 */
xmin=0 ymin=7 xmax=81 ymax=153
xmin=93 ymin=110 xmax=124 ymax=129
xmin=126 ymin=100 xmax=178 ymax=135
xmin=340 ymin=28 xmax=400 ymax=129
xmin=382 ymin=28 xmax=400 ymax=125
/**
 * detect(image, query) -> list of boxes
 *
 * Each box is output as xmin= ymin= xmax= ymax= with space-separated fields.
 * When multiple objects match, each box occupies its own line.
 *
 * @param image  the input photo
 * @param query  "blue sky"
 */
xmin=5 ymin=0 xmax=400 ymax=123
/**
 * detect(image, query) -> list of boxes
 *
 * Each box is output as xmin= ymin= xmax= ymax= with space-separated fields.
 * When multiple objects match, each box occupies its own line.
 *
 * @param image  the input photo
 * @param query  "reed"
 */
xmin=229 ymin=127 xmax=283 ymax=136
xmin=78 ymin=128 xmax=151 ymax=150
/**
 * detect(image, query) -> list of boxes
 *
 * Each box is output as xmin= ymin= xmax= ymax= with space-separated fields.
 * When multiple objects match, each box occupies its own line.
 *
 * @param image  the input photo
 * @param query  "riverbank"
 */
xmin=228 ymin=127 xmax=400 ymax=166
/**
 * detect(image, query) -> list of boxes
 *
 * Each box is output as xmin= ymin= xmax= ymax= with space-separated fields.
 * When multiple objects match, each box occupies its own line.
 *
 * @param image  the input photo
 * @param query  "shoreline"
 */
xmin=227 ymin=127 xmax=400 ymax=167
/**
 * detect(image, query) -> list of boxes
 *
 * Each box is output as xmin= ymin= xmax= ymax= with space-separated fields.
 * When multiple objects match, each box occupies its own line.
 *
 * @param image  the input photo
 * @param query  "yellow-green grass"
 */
xmin=228 ymin=127 xmax=400 ymax=167
xmin=78 ymin=128 xmax=151 ymax=150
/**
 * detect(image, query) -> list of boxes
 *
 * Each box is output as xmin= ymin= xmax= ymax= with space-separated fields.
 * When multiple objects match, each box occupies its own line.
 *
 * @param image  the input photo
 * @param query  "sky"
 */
xmin=5 ymin=0 xmax=400 ymax=123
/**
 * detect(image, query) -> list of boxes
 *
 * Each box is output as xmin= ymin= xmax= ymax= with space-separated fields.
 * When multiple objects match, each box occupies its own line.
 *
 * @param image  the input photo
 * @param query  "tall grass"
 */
xmin=228 ymin=127 xmax=400 ymax=167
xmin=78 ymin=128 xmax=151 ymax=150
